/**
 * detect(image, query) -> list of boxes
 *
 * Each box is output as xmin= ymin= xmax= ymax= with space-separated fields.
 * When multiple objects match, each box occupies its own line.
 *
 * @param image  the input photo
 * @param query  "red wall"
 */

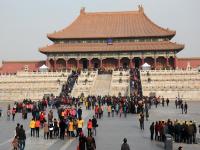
xmin=177 ymin=58 xmax=200 ymax=69
xmin=0 ymin=61 xmax=45 ymax=74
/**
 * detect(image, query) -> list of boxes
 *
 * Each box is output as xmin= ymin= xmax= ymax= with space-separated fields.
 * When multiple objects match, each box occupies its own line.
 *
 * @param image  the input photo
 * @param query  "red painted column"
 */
xmin=88 ymin=59 xmax=92 ymax=69
xmin=100 ymin=59 xmax=103 ymax=69
xmin=54 ymin=59 xmax=57 ymax=72
xmin=174 ymin=56 xmax=177 ymax=69
xmin=118 ymin=59 xmax=120 ymax=68
xmin=166 ymin=57 xmax=169 ymax=68
xmin=77 ymin=59 xmax=80 ymax=69
xmin=65 ymin=59 xmax=68 ymax=70
xmin=130 ymin=58 xmax=133 ymax=69
xmin=141 ymin=57 xmax=144 ymax=65
xmin=154 ymin=58 xmax=157 ymax=70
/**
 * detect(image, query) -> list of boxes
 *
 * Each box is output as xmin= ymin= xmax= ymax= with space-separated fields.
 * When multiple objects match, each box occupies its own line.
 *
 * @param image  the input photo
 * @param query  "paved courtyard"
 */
xmin=0 ymin=101 xmax=200 ymax=150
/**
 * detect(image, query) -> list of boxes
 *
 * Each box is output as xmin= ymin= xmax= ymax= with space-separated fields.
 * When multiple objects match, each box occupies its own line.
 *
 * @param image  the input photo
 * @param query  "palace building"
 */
xmin=39 ymin=6 xmax=184 ymax=71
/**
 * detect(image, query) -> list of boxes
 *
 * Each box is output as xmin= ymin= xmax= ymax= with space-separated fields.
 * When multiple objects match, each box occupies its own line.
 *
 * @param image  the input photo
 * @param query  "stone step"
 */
xmin=91 ymin=74 xmax=112 ymax=96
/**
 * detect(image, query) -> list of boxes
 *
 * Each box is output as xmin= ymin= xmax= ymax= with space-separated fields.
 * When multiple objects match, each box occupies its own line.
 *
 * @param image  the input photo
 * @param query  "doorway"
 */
xmin=94 ymin=63 xmax=99 ymax=69
xmin=134 ymin=58 xmax=141 ymax=68
xmin=82 ymin=59 xmax=88 ymax=69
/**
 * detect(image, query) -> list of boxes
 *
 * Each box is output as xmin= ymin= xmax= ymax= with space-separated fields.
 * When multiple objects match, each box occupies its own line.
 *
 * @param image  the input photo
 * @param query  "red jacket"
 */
xmin=87 ymin=121 xmax=93 ymax=129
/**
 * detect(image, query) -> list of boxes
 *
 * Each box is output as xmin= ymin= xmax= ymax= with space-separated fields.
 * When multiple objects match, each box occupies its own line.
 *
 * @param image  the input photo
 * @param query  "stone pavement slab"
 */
xmin=0 ymin=102 xmax=200 ymax=150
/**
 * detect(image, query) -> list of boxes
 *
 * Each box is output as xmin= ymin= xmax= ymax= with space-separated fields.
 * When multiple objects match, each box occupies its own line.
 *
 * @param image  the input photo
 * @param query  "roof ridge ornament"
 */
xmin=138 ymin=5 xmax=144 ymax=13
xmin=80 ymin=7 xmax=86 ymax=15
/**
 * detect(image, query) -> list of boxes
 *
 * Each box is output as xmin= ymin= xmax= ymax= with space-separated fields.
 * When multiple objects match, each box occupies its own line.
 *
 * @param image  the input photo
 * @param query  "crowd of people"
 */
xmin=150 ymin=119 xmax=198 ymax=144
xmin=0 ymin=70 xmax=199 ymax=150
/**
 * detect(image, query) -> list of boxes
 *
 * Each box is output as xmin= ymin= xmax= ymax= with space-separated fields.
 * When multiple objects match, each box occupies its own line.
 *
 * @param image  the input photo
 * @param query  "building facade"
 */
xmin=40 ymin=6 xmax=184 ymax=71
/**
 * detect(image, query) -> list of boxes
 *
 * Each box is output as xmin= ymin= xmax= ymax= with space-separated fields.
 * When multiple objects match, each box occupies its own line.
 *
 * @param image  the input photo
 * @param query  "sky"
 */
xmin=0 ymin=0 xmax=199 ymax=62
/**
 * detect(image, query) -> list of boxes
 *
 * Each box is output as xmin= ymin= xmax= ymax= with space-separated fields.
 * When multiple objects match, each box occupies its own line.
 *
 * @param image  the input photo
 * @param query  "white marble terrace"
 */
xmin=140 ymin=69 xmax=200 ymax=100
xmin=0 ymin=71 xmax=71 ymax=101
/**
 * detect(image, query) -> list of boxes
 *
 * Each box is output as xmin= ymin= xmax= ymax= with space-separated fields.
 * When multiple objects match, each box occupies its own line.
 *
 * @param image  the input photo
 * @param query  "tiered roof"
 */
xmin=40 ymin=41 xmax=184 ymax=53
xmin=47 ymin=6 xmax=175 ymax=40
xmin=40 ymin=6 xmax=184 ymax=53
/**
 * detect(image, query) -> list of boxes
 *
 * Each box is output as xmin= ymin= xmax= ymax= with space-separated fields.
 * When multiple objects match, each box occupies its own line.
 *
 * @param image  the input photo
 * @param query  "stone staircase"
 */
xmin=91 ymin=74 xmax=112 ymax=96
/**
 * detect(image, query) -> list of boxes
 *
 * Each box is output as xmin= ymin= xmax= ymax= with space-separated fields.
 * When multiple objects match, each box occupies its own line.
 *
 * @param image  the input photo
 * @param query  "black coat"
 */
xmin=79 ymin=136 xmax=86 ymax=150
xmin=18 ymin=128 xmax=26 ymax=140
xmin=92 ymin=118 xmax=97 ymax=128
xmin=121 ymin=143 xmax=130 ymax=150
xmin=150 ymin=124 xmax=154 ymax=133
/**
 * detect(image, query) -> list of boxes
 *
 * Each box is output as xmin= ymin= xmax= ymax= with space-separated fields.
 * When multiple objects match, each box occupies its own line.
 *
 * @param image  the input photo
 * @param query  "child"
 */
xmin=12 ymin=136 xmax=18 ymax=150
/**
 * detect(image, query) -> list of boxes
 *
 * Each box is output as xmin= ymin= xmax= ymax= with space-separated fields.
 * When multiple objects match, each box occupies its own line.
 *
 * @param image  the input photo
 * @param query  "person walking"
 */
xmin=87 ymin=119 xmax=93 ymax=136
xmin=12 ymin=107 xmax=16 ymax=121
xmin=53 ymin=118 xmax=59 ymax=138
xmin=111 ymin=104 xmax=115 ymax=117
xmin=59 ymin=119 xmax=66 ymax=140
xmin=29 ymin=119 xmax=36 ymax=137
xmin=139 ymin=113 xmax=144 ymax=130
xmin=175 ymin=98 xmax=178 ymax=109
xmin=94 ymin=105 xmax=99 ymax=119
xmin=98 ymin=106 xmax=102 ymax=119
xmin=166 ymin=98 xmax=169 ymax=106
xmin=92 ymin=116 xmax=97 ymax=136
xmin=78 ymin=132 xmax=86 ymax=150
xmin=145 ymin=109 xmax=149 ymax=121
xmin=181 ymin=103 xmax=184 ymax=114
xmin=78 ymin=107 xmax=82 ymax=119
xmin=43 ymin=121 xmax=49 ymax=139
xmin=7 ymin=107 xmax=11 ymax=120
xmin=161 ymin=98 xmax=165 ymax=107
xmin=77 ymin=117 xmax=84 ymax=136
xmin=123 ymin=104 xmax=127 ymax=118
xmin=86 ymin=133 xmax=96 ymax=150
xmin=16 ymin=123 xmax=20 ymax=137
xmin=49 ymin=121 xmax=54 ymax=139
xmin=184 ymin=102 xmax=188 ymax=114
xmin=68 ymin=119 xmax=74 ymax=138
xmin=121 ymin=138 xmax=130 ymax=150
xmin=119 ymin=105 xmax=123 ymax=117
xmin=35 ymin=119 xmax=40 ymax=137
xmin=107 ymin=105 xmax=111 ymax=117
xmin=150 ymin=122 xmax=155 ymax=140
xmin=18 ymin=125 xmax=26 ymax=150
